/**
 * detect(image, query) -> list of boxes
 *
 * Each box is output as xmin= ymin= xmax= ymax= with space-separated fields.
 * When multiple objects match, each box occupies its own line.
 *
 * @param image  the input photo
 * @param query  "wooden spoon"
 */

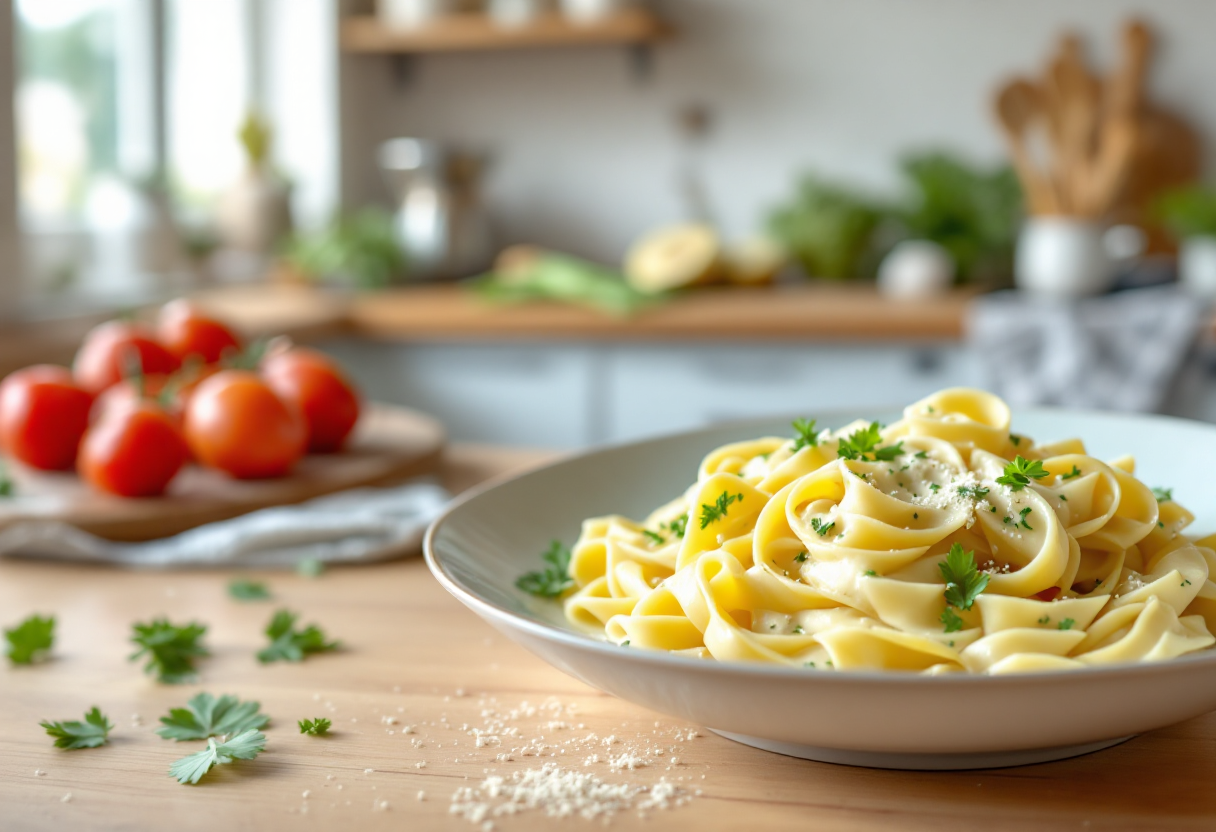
xmin=995 ymin=79 xmax=1060 ymax=215
xmin=1086 ymin=20 xmax=1152 ymax=216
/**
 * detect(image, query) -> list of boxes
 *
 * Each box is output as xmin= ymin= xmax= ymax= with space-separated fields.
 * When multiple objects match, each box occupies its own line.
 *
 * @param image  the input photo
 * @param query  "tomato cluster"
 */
xmin=0 ymin=300 xmax=361 ymax=497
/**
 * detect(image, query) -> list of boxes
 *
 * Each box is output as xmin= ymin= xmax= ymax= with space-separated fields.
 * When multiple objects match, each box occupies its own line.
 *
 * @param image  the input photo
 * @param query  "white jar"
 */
xmin=1015 ymin=217 xmax=1114 ymax=298
xmin=378 ymin=0 xmax=456 ymax=29
xmin=1179 ymin=236 xmax=1216 ymax=298
xmin=877 ymin=240 xmax=955 ymax=299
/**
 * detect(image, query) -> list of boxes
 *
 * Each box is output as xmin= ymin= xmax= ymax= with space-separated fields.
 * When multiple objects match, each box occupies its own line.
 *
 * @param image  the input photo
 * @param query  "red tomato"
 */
xmin=78 ymin=399 xmax=188 ymax=497
xmin=73 ymin=320 xmax=181 ymax=394
xmin=0 ymin=365 xmax=94 ymax=470
xmin=184 ymin=370 xmax=306 ymax=479
xmin=156 ymin=299 xmax=242 ymax=364
xmin=262 ymin=348 xmax=361 ymax=453
xmin=92 ymin=374 xmax=178 ymax=423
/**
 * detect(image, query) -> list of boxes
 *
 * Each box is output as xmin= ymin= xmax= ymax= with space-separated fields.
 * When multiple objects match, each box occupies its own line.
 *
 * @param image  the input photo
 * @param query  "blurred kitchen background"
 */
xmin=1 ymin=0 xmax=1215 ymax=448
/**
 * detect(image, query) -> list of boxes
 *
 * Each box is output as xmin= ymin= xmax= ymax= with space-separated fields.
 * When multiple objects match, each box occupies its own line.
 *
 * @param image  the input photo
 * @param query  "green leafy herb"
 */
xmin=298 ymin=717 xmax=331 ymax=736
xmin=938 ymin=543 xmax=989 ymax=611
xmin=169 ymin=729 xmax=266 ymax=785
xmin=662 ymin=516 xmax=688 ymax=539
xmin=156 ymin=693 xmax=269 ymax=741
xmin=41 ymin=707 xmax=112 ymax=750
xmin=1152 ymin=487 xmax=1173 ymax=503
xmin=296 ymin=558 xmax=325 ymax=578
xmin=1009 ymin=434 xmax=1021 ymax=447
xmin=940 ymin=607 xmax=964 ymax=633
xmin=811 ymin=518 xmax=835 ymax=537
xmin=1019 ymin=507 xmax=1034 ymax=530
xmin=957 ymin=485 xmax=989 ymax=500
xmin=257 ymin=610 xmax=340 ymax=664
xmin=791 ymin=418 xmax=819 ymax=452
xmin=792 ymin=625 xmax=804 ymax=634
xmin=227 ymin=580 xmax=271 ymax=601
xmin=699 ymin=491 xmax=743 ymax=530
xmin=928 ymin=483 xmax=941 ymax=493
xmin=996 ymin=456 xmax=1050 ymax=491
xmin=794 ymin=552 xmax=808 ymax=563
xmin=515 ymin=541 xmax=575 ymax=598
xmin=1059 ymin=494 xmax=1068 ymax=502
xmin=836 ymin=422 xmax=902 ymax=462
xmin=130 ymin=619 xmax=209 ymax=684
xmin=5 ymin=614 xmax=54 ymax=665
xmin=641 ymin=530 xmax=665 ymax=546
xmin=1058 ymin=618 xmax=1076 ymax=631
xmin=913 ymin=451 xmax=928 ymax=460
xmin=1037 ymin=615 xmax=1051 ymax=625
xmin=864 ymin=569 xmax=878 ymax=577
xmin=1061 ymin=465 xmax=1082 ymax=480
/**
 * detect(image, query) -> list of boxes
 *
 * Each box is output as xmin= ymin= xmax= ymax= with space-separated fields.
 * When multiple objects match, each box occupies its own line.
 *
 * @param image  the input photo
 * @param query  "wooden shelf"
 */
xmin=340 ymin=9 xmax=672 ymax=54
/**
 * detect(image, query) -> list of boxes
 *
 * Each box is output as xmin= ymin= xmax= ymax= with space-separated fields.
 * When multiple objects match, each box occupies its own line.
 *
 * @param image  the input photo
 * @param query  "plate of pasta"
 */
xmin=425 ymin=388 xmax=1216 ymax=769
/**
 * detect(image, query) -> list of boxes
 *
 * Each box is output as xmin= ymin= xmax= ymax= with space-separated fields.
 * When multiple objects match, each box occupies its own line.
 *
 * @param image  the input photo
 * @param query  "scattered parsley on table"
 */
xmin=169 ymin=730 xmax=266 ymax=785
xmin=156 ymin=693 xmax=269 ymax=741
xmin=41 ymin=707 xmax=112 ymax=750
xmin=130 ymin=619 xmax=209 ymax=684
xmin=299 ymin=717 xmax=332 ymax=736
xmin=227 ymin=579 xmax=271 ymax=601
xmin=257 ymin=610 xmax=340 ymax=664
xmin=5 ymin=613 xmax=54 ymax=665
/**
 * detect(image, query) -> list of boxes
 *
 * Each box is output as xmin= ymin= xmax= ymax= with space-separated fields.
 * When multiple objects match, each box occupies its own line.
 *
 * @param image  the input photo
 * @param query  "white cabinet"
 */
xmin=321 ymin=339 xmax=982 ymax=447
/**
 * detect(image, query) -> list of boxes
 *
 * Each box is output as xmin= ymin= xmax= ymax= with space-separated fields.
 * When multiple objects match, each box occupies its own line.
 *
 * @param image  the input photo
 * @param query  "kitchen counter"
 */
xmin=3 ymin=443 xmax=1215 ymax=832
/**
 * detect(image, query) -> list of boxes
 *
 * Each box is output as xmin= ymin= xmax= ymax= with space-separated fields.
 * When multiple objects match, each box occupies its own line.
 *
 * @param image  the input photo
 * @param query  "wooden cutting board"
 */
xmin=0 ymin=403 xmax=445 ymax=541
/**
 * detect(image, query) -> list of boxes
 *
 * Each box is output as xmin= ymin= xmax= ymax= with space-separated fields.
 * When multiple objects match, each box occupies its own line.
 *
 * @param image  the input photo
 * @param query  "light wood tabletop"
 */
xmin=2 ymin=445 xmax=1215 ymax=832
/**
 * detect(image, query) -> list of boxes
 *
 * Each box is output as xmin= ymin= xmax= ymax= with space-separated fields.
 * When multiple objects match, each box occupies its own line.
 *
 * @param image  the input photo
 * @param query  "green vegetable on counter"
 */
xmin=257 ymin=610 xmax=340 ymax=664
xmin=470 ymin=248 xmax=656 ymax=317
xmin=130 ymin=619 xmax=209 ymax=684
xmin=228 ymin=579 xmax=271 ymax=601
xmin=5 ymin=614 xmax=54 ymax=665
xmin=169 ymin=729 xmax=266 ymax=785
xmin=283 ymin=209 xmax=406 ymax=289
xmin=156 ymin=693 xmax=269 ymax=741
xmin=299 ymin=717 xmax=332 ymax=736
xmin=41 ymin=707 xmax=112 ymax=750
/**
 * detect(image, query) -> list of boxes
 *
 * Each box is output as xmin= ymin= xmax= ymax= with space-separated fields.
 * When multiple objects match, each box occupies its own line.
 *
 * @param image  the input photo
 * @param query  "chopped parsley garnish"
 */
xmin=940 ymin=607 xmax=964 ymax=633
xmin=1037 ymin=615 xmax=1051 ymax=625
xmin=811 ymin=518 xmax=835 ymax=537
xmin=850 ymin=470 xmax=869 ymax=480
xmin=227 ymin=580 xmax=271 ymax=601
xmin=641 ymin=529 xmax=665 ymax=546
xmin=1002 ymin=515 xmax=1013 ymax=525
xmin=957 ymin=485 xmax=989 ymax=500
xmin=864 ymin=569 xmax=877 ymax=577
xmin=130 ymin=619 xmax=209 ymax=684
xmin=156 ymin=693 xmax=269 ymax=741
xmin=299 ymin=717 xmax=331 ymax=736
xmin=928 ymin=483 xmax=941 ymax=493
xmin=516 ymin=540 xmax=575 ymax=598
xmin=663 ymin=516 xmax=688 ymax=539
xmin=997 ymin=456 xmax=1050 ymax=491
xmin=938 ymin=543 xmax=988 ymax=611
xmin=1060 ymin=465 xmax=1082 ymax=480
xmin=990 ymin=505 xmax=997 ymax=513
xmin=791 ymin=418 xmax=819 ymax=452
xmin=169 ymin=729 xmax=266 ymax=785
xmin=1058 ymin=618 xmax=1076 ymax=631
xmin=1059 ymin=494 xmax=1068 ymax=502
xmin=1152 ymin=487 xmax=1173 ymax=503
xmin=699 ymin=491 xmax=743 ymax=530
xmin=836 ymin=422 xmax=903 ymax=462
xmin=620 ymin=640 xmax=630 ymax=647
xmin=41 ymin=707 xmax=112 ymax=750
xmin=1009 ymin=434 xmax=1021 ymax=447
xmin=792 ymin=625 xmax=804 ymax=634
xmin=1019 ymin=507 xmax=1034 ymax=530
xmin=5 ymin=613 xmax=54 ymax=665
xmin=914 ymin=451 xmax=928 ymax=460
xmin=794 ymin=552 xmax=808 ymax=563
xmin=257 ymin=610 xmax=339 ymax=664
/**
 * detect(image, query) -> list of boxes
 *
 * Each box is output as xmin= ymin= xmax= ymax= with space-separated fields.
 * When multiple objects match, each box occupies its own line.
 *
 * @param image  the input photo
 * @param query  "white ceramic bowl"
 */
xmin=425 ymin=407 xmax=1216 ymax=770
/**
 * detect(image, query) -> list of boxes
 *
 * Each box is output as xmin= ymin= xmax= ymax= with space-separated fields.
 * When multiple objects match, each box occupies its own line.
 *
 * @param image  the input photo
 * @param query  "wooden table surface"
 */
xmin=3 ymin=445 xmax=1216 ymax=832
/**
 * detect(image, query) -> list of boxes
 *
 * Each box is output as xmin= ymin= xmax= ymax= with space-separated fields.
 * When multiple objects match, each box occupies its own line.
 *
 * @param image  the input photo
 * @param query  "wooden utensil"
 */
xmin=994 ymin=79 xmax=1060 ymax=215
xmin=1083 ymin=19 xmax=1151 ymax=217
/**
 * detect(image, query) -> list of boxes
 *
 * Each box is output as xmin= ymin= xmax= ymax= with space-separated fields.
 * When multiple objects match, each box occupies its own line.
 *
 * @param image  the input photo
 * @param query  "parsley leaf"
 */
xmin=515 ymin=540 xmax=575 ymax=598
xmin=5 ymin=614 xmax=54 ymax=665
xmin=1009 ymin=434 xmax=1021 ymax=447
xmin=169 ymin=729 xmax=266 ymax=785
xmin=913 ymin=450 xmax=928 ymax=459
xmin=791 ymin=418 xmax=819 ymax=452
xmin=811 ymin=518 xmax=835 ymax=537
xmin=1058 ymin=618 xmax=1076 ymax=631
xmin=938 ymin=543 xmax=989 ymax=611
xmin=1019 ymin=507 xmax=1034 ymax=530
xmin=641 ymin=529 xmax=665 ymax=546
xmin=227 ymin=580 xmax=271 ymax=601
xmin=299 ymin=717 xmax=332 ymax=736
xmin=699 ymin=491 xmax=743 ymax=530
xmin=836 ymin=422 xmax=902 ymax=462
xmin=1152 ymin=487 xmax=1173 ymax=503
xmin=1060 ymin=465 xmax=1082 ymax=480
xmin=257 ymin=610 xmax=340 ymax=664
xmin=940 ymin=607 xmax=965 ymax=633
xmin=662 ymin=516 xmax=687 ymax=539
xmin=794 ymin=552 xmax=808 ymax=563
xmin=156 ymin=693 xmax=269 ymax=741
xmin=130 ymin=619 xmax=209 ymax=684
xmin=996 ymin=456 xmax=1050 ymax=491
xmin=956 ymin=485 xmax=989 ymax=500
xmin=40 ymin=707 xmax=112 ymax=750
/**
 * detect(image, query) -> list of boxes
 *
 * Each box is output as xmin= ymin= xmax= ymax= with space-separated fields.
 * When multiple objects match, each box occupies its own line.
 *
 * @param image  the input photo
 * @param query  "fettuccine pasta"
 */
xmin=559 ymin=388 xmax=1216 ymax=674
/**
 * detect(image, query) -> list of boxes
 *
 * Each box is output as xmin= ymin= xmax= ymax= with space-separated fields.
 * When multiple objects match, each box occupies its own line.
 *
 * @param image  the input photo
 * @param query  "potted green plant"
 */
xmin=1156 ymin=185 xmax=1216 ymax=297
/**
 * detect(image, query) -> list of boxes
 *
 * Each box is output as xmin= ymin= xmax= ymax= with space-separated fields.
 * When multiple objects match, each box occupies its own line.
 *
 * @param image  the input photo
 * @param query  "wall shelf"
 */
xmin=339 ymin=9 xmax=673 ymax=54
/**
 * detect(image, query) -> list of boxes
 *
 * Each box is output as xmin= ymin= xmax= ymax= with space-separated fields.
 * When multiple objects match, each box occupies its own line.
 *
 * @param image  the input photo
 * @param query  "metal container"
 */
xmin=379 ymin=138 xmax=494 ymax=281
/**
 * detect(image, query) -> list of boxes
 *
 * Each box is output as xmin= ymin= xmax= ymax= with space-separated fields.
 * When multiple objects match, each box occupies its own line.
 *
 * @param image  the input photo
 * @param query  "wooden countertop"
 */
xmin=3 ymin=444 xmax=1215 ymax=831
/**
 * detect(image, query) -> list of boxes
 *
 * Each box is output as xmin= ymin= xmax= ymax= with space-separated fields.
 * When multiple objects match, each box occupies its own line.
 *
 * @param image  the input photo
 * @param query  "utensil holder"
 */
xmin=1015 ymin=217 xmax=1114 ymax=298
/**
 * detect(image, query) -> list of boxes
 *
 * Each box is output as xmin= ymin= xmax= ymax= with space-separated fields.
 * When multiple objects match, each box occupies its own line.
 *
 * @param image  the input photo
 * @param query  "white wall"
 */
xmin=339 ymin=0 xmax=1216 ymax=264
xmin=0 ymin=0 xmax=20 ymax=316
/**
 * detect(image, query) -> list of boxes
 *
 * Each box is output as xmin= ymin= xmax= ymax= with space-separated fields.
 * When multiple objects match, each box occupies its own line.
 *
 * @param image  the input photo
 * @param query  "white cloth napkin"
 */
xmin=968 ymin=288 xmax=1210 ymax=412
xmin=0 ymin=481 xmax=450 ymax=569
